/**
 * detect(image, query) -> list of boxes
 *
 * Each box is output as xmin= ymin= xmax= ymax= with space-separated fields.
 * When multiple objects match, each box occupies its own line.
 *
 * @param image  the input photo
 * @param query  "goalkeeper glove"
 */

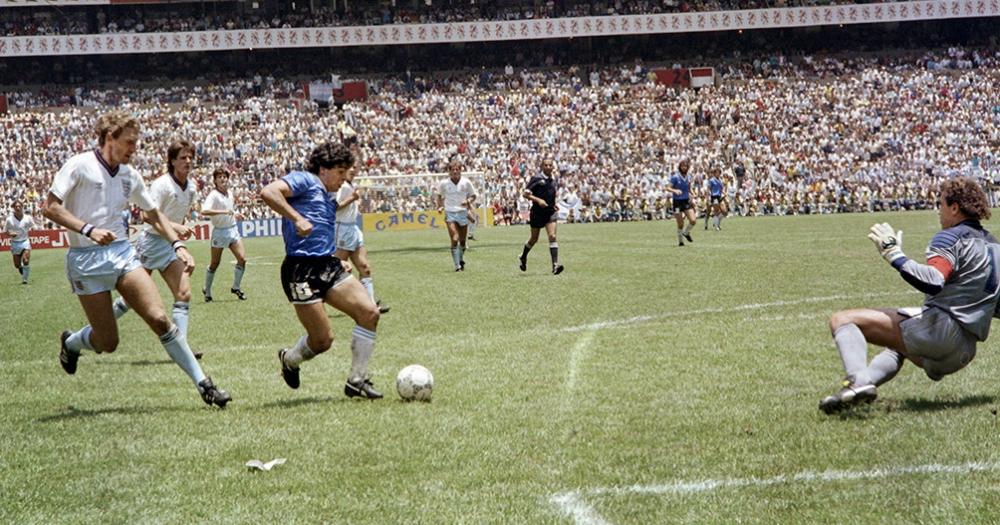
xmin=868 ymin=223 xmax=905 ymax=263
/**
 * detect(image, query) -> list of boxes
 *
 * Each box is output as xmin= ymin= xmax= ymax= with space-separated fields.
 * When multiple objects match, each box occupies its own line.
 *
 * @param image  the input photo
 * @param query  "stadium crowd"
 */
xmin=3 ymin=0 xmax=889 ymax=37
xmin=2 ymin=45 xmax=999 ymax=229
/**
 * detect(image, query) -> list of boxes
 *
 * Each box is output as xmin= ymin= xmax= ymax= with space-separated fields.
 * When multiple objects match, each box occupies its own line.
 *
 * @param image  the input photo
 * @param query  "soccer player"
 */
xmin=436 ymin=155 xmax=477 ymax=272
xmin=705 ymin=168 xmax=725 ymax=231
xmin=667 ymin=159 xmax=697 ymax=246
xmin=201 ymin=168 xmax=248 ymax=302
xmin=5 ymin=201 xmax=34 ymax=284
xmin=112 ymin=139 xmax=203 ymax=359
xmin=518 ymin=156 xmax=564 ymax=275
xmin=334 ymin=160 xmax=390 ymax=314
xmin=261 ymin=142 xmax=383 ymax=399
xmin=44 ymin=111 xmax=230 ymax=407
xmin=819 ymin=177 xmax=1000 ymax=413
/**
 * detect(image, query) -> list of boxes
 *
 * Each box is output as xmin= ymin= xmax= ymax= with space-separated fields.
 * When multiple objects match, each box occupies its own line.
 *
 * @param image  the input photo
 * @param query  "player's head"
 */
xmin=678 ymin=159 xmax=690 ymax=175
xmin=307 ymin=142 xmax=354 ymax=192
xmin=11 ymin=201 xmax=23 ymax=216
xmin=95 ymin=111 xmax=140 ymax=165
xmin=939 ymin=176 xmax=991 ymax=227
xmin=448 ymin=155 xmax=463 ymax=180
xmin=541 ymin=156 xmax=555 ymax=176
xmin=212 ymin=168 xmax=230 ymax=192
xmin=167 ymin=139 xmax=196 ymax=178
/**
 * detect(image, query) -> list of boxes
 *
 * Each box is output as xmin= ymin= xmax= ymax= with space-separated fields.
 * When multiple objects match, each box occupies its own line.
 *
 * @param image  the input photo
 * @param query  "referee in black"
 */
xmin=518 ymin=156 xmax=564 ymax=275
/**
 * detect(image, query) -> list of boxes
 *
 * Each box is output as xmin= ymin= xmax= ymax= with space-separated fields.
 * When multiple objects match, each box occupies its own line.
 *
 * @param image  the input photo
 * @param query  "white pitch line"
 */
xmin=551 ymin=461 xmax=1000 ymax=525
xmin=561 ymin=290 xmax=916 ymax=333
xmin=561 ymin=328 xmax=598 ymax=414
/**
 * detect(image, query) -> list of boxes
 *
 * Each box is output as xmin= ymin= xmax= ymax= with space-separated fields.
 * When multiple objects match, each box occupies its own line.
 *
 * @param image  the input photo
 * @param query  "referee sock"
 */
xmin=21 ymin=264 xmax=29 ymax=283
xmin=112 ymin=296 xmax=131 ymax=319
xmin=521 ymin=243 xmax=532 ymax=260
xmin=65 ymin=325 xmax=95 ymax=353
xmin=283 ymin=335 xmax=317 ymax=367
xmin=833 ymin=323 xmax=869 ymax=383
xmin=232 ymin=265 xmax=245 ymax=291
xmin=204 ymin=269 xmax=216 ymax=296
xmin=172 ymin=301 xmax=190 ymax=340
xmin=863 ymin=349 xmax=905 ymax=386
xmin=160 ymin=325 xmax=206 ymax=386
xmin=349 ymin=326 xmax=376 ymax=383
xmin=360 ymin=277 xmax=375 ymax=302
xmin=549 ymin=242 xmax=559 ymax=265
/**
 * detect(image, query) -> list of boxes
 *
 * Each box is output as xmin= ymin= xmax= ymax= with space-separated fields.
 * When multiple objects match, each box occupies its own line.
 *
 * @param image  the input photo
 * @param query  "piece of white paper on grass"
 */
xmin=245 ymin=458 xmax=286 ymax=472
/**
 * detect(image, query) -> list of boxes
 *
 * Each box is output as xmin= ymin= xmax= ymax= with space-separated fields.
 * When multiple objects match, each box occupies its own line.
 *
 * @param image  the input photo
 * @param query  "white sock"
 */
xmin=349 ymin=326 xmax=376 ymax=382
xmin=360 ymin=277 xmax=375 ymax=301
xmin=283 ymin=335 xmax=315 ymax=368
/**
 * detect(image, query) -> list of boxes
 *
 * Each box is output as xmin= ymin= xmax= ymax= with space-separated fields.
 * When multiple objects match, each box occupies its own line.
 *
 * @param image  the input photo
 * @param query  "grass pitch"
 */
xmin=3 ymin=211 xmax=1000 ymax=524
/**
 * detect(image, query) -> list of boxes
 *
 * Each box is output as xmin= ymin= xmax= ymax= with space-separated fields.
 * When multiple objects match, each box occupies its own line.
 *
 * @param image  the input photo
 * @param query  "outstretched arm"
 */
xmin=869 ymin=223 xmax=951 ymax=295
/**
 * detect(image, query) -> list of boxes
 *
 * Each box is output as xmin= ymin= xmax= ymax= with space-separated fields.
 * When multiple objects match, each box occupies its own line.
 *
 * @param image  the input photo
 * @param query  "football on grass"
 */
xmin=396 ymin=365 xmax=433 ymax=402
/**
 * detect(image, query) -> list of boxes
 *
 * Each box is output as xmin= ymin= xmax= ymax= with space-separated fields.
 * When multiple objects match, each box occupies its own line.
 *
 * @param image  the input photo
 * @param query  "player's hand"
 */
xmin=176 ymin=246 xmax=195 ymax=273
xmin=89 ymin=228 xmax=117 ymax=245
xmin=175 ymin=224 xmax=193 ymax=240
xmin=295 ymin=218 xmax=313 ymax=237
xmin=437 ymin=206 xmax=444 ymax=214
xmin=234 ymin=212 xmax=245 ymax=221
xmin=340 ymin=259 xmax=354 ymax=274
xmin=868 ymin=223 xmax=905 ymax=263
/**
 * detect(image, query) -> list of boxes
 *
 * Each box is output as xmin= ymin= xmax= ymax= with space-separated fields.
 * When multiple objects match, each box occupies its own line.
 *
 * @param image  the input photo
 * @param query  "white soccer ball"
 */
xmin=396 ymin=364 xmax=434 ymax=402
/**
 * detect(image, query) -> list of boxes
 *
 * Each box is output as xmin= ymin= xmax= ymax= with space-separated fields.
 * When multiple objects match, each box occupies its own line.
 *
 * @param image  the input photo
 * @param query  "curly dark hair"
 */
xmin=166 ymin=139 xmax=195 ymax=175
xmin=940 ymin=177 xmax=991 ymax=221
xmin=306 ymin=142 xmax=354 ymax=175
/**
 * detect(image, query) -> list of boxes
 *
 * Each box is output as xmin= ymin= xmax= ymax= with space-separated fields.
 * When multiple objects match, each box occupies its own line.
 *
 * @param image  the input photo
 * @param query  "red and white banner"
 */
xmin=690 ymin=67 xmax=715 ymax=88
xmin=0 ymin=0 xmax=998 ymax=57
xmin=1 ymin=0 xmax=107 ymax=6
xmin=0 ymin=223 xmax=212 ymax=252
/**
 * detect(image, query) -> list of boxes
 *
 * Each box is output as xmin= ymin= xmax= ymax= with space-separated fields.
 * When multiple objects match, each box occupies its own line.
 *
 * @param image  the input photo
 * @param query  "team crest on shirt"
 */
xmin=121 ymin=178 xmax=132 ymax=199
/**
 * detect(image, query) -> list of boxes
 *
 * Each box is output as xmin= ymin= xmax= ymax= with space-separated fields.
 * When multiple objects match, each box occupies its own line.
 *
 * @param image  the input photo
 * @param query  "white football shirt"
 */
xmin=144 ymin=174 xmax=197 ymax=235
xmin=202 ymin=189 xmax=237 ymax=228
xmin=438 ymin=177 xmax=477 ymax=212
xmin=50 ymin=150 xmax=156 ymax=248
xmin=335 ymin=182 xmax=359 ymax=224
xmin=5 ymin=213 xmax=34 ymax=242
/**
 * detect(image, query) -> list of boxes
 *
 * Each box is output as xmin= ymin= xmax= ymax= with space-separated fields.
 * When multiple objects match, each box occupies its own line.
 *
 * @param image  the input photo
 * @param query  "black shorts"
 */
xmin=710 ymin=195 xmax=723 ymax=204
xmin=280 ymin=256 xmax=350 ymax=305
xmin=529 ymin=208 xmax=556 ymax=229
xmin=672 ymin=199 xmax=692 ymax=212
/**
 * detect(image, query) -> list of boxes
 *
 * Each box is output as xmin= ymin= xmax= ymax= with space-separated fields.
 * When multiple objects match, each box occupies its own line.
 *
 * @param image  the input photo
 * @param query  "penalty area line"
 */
xmin=551 ymin=460 xmax=1000 ymax=525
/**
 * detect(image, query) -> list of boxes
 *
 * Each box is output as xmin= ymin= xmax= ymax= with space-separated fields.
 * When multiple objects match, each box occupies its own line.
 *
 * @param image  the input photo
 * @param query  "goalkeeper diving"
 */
xmin=819 ymin=177 xmax=1000 ymax=414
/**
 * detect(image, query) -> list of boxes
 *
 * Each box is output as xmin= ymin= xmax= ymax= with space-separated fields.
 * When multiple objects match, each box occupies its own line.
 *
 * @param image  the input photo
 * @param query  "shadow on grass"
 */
xmin=36 ymin=404 xmax=185 ymax=423
xmin=826 ymin=395 xmax=996 ymax=420
xmin=252 ymin=396 xmax=340 ymax=410
xmin=368 ymin=242 xmax=519 ymax=255
xmin=91 ymin=359 xmax=175 ymax=366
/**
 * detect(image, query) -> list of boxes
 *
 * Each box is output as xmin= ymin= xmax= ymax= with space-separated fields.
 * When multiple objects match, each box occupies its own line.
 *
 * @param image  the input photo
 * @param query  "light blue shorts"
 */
xmin=137 ymin=232 xmax=177 ymax=272
xmin=336 ymin=223 xmax=364 ymax=251
xmin=211 ymin=225 xmax=241 ymax=249
xmin=65 ymin=240 xmax=143 ymax=296
xmin=445 ymin=210 xmax=469 ymax=226
xmin=11 ymin=238 xmax=30 ymax=255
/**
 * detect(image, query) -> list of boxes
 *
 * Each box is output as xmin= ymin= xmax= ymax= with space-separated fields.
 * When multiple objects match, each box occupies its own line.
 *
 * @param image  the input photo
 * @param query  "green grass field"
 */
xmin=3 ymin=211 xmax=1000 ymax=524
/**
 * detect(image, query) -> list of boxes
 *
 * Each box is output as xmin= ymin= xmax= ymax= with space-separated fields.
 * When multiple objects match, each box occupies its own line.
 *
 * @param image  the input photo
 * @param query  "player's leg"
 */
xmin=446 ymin=221 xmax=462 ymax=271
xmin=61 ymin=291 xmax=120 ymax=374
xmin=349 ymin=246 xmax=387 ymax=312
xmin=520 ymin=226 xmax=541 ymax=271
xmin=674 ymin=211 xmax=685 ymax=245
xmin=819 ymin=308 xmax=907 ymax=413
xmin=325 ymin=277 xmax=383 ymax=398
xmin=456 ymin=223 xmax=469 ymax=270
xmin=11 ymin=250 xmax=25 ymax=282
xmin=282 ymin=301 xmax=334 ymax=377
xmin=684 ymin=207 xmax=697 ymax=239
xmin=19 ymin=248 xmax=31 ymax=283
xmin=160 ymin=259 xmax=201 ymax=359
xmin=704 ymin=204 xmax=711 ymax=230
xmin=545 ymin=220 xmax=563 ymax=274
xmin=204 ymin=246 xmax=223 ymax=301
xmin=229 ymin=239 xmax=247 ymax=300
xmin=118 ymin=268 xmax=228 ymax=406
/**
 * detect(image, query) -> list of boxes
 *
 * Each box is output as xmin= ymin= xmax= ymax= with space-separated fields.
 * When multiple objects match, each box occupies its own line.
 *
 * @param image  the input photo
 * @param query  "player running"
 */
xmin=667 ymin=159 xmax=697 ymax=246
xmin=518 ymin=156 xmax=564 ymax=275
xmin=201 ymin=168 xmax=248 ymax=302
xmin=5 ymin=201 xmax=34 ymax=284
xmin=705 ymin=168 xmax=725 ymax=231
xmin=262 ymin=142 xmax=384 ymax=399
xmin=436 ymin=155 xmax=477 ymax=272
xmin=45 ymin=111 xmax=229 ymax=407
xmin=819 ymin=177 xmax=1000 ymax=413
xmin=111 ymin=140 xmax=203 ymax=359
xmin=334 ymin=159 xmax=389 ymax=313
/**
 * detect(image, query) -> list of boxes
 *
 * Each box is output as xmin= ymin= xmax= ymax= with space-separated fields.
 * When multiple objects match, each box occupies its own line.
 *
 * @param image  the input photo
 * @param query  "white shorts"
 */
xmin=211 ymin=225 xmax=241 ymax=249
xmin=445 ymin=210 xmax=469 ymax=226
xmin=11 ymin=238 xmax=30 ymax=255
xmin=65 ymin=240 xmax=142 ymax=296
xmin=336 ymin=223 xmax=364 ymax=251
xmin=900 ymin=306 xmax=977 ymax=380
xmin=137 ymin=232 xmax=177 ymax=272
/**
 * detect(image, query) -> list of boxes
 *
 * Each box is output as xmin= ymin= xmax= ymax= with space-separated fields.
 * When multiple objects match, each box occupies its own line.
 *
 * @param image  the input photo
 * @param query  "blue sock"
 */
xmin=232 ymin=265 xmax=245 ymax=290
xmin=113 ymin=296 xmax=131 ymax=319
xmin=172 ymin=301 xmax=190 ymax=340
xmin=21 ymin=265 xmax=29 ymax=283
xmin=66 ymin=325 xmax=94 ymax=353
xmin=452 ymin=247 xmax=461 ymax=268
xmin=204 ymin=269 xmax=216 ymax=296
xmin=360 ymin=277 xmax=375 ymax=301
xmin=159 ymin=325 xmax=206 ymax=386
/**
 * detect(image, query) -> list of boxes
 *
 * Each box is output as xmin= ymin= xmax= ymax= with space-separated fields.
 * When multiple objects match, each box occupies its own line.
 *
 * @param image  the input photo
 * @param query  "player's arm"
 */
xmin=200 ymin=195 xmax=232 ymax=217
xmin=44 ymin=192 xmax=117 ymax=245
xmin=261 ymin=179 xmax=313 ymax=236
xmin=522 ymin=187 xmax=547 ymax=207
xmin=436 ymin=192 xmax=445 ymax=213
xmin=868 ymin=223 xmax=952 ymax=295
xmin=338 ymin=186 xmax=360 ymax=207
